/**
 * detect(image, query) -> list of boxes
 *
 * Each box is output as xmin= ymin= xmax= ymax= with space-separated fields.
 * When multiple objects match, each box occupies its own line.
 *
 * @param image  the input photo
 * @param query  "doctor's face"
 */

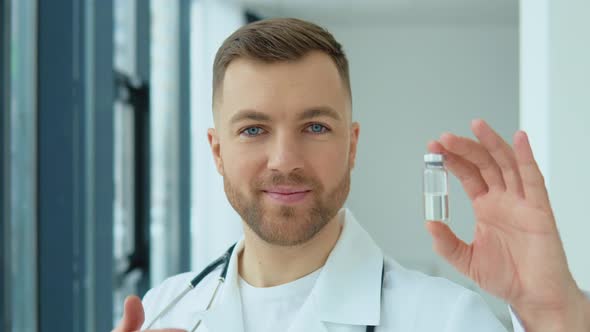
xmin=208 ymin=51 xmax=359 ymax=246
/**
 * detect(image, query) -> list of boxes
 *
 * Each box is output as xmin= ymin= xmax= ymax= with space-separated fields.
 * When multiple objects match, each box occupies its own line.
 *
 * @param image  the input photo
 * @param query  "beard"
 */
xmin=223 ymin=168 xmax=351 ymax=246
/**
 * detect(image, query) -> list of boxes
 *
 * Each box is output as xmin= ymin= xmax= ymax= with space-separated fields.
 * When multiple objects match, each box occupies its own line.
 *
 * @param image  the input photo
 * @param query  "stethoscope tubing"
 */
xmin=144 ymin=244 xmax=237 ymax=329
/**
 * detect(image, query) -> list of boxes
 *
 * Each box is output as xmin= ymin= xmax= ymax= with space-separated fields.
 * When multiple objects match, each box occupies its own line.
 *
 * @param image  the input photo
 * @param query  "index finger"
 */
xmin=471 ymin=119 xmax=524 ymax=197
xmin=513 ymin=130 xmax=551 ymax=210
xmin=113 ymin=296 xmax=144 ymax=332
xmin=439 ymin=132 xmax=506 ymax=191
xmin=427 ymin=140 xmax=488 ymax=200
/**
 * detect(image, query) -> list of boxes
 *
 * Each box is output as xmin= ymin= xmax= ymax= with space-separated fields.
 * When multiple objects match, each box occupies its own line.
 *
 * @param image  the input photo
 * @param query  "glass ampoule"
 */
xmin=423 ymin=153 xmax=449 ymax=222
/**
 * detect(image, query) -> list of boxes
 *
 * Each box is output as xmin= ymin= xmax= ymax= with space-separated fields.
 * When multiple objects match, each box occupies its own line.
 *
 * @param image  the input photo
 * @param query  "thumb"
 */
xmin=425 ymin=221 xmax=472 ymax=276
xmin=118 ymin=295 xmax=145 ymax=332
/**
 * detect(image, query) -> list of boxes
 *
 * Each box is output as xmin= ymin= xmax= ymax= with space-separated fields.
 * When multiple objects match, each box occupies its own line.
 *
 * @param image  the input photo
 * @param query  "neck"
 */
xmin=238 ymin=211 xmax=343 ymax=287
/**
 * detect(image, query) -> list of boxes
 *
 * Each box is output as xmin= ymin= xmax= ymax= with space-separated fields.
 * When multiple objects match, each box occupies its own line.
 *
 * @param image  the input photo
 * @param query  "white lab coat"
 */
xmin=142 ymin=208 xmax=524 ymax=331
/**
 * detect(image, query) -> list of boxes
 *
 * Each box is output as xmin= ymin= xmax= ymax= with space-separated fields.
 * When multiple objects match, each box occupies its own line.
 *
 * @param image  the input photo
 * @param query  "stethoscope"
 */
xmin=146 ymin=243 xmax=383 ymax=332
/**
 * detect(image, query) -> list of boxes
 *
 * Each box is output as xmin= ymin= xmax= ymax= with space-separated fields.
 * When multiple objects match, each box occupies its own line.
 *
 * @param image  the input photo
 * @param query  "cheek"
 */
xmin=221 ymin=144 xmax=263 ymax=184
xmin=308 ymin=140 xmax=350 ymax=184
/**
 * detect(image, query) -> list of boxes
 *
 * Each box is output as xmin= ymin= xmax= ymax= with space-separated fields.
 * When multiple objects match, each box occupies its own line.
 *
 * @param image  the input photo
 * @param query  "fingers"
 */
xmin=439 ymin=131 xmax=506 ymax=191
xmin=427 ymin=119 xmax=552 ymax=213
xmin=434 ymin=119 xmax=528 ymax=199
xmin=427 ymin=140 xmax=488 ymax=200
xmin=112 ymin=296 xmax=186 ymax=332
xmin=426 ymin=221 xmax=472 ymax=276
xmin=513 ymin=131 xmax=551 ymax=210
xmin=114 ymin=296 xmax=145 ymax=332
xmin=471 ymin=119 xmax=524 ymax=196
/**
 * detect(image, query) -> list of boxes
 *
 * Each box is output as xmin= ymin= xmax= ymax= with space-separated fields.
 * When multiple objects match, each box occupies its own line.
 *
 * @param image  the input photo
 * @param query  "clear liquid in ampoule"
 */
xmin=424 ymin=193 xmax=449 ymax=221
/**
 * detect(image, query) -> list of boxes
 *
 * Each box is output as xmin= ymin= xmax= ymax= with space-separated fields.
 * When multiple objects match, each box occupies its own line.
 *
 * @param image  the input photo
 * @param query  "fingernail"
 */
xmin=516 ymin=130 xmax=528 ymax=143
xmin=471 ymin=118 xmax=486 ymax=128
xmin=438 ymin=132 xmax=456 ymax=146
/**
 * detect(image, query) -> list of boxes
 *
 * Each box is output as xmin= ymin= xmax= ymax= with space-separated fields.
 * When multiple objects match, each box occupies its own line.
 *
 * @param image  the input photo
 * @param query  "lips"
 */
xmin=262 ymin=187 xmax=312 ymax=204
xmin=263 ymin=186 xmax=311 ymax=194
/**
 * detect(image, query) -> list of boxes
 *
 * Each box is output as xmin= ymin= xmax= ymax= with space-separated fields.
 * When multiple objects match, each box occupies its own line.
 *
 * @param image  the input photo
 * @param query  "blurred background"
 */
xmin=1 ymin=0 xmax=588 ymax=331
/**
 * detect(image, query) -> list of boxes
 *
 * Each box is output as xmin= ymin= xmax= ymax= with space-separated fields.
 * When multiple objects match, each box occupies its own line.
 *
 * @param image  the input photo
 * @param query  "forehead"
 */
xmin=217 ymin=51 xmax=350 ymax=123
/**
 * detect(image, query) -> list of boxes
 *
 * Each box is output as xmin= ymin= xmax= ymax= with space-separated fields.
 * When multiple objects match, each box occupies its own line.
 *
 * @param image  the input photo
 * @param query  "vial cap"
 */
xmin=424 ymin=153 xmax=445 ymax=163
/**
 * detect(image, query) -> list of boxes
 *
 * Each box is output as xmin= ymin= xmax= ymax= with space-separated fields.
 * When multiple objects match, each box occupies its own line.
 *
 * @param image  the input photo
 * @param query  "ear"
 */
xmin=349 ymin=122 xmax=360 ymax=170
xmin=207 ymin=128 xmax=224 ymax=176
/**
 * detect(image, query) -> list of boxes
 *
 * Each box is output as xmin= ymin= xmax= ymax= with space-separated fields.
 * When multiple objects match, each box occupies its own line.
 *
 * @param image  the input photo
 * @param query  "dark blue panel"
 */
xmin=4 ymin=0 xmax=116 ymax=329
xmin=92 ymin=0 xmax=114 ymax=330
xmin=1 ymin=0 xmax=7 ymax=330
xmin=37 ymin=0 xmax=86 ymax=331
xmin=179 ymin=0 xmax=191 ymax=272
xmin=38 ymin=0 xmax=115 ymax=330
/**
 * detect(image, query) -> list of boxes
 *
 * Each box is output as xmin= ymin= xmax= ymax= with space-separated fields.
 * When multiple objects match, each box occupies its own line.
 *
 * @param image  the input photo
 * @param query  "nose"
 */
xmin=266 ymin=132 xmax=304 ymax=173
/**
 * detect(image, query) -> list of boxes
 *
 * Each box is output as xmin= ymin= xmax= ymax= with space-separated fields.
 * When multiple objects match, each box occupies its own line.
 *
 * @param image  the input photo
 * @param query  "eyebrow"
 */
xmin=229 ymin=110 xmax=271 ymax=125
xmin=298 ymin=106 xmax=341 ymax=121
xmin=230 ymin=106 xmax=341 ymax=125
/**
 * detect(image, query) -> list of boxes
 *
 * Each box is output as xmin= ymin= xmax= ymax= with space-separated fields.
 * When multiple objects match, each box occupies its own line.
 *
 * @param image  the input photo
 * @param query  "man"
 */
xmin=113 ymin=18 xmax=590 ymax=331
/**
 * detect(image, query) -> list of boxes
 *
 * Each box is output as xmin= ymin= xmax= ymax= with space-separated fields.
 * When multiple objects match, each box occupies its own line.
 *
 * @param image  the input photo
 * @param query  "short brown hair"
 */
xmin=212 ymin=17 xmax=351 ymax=106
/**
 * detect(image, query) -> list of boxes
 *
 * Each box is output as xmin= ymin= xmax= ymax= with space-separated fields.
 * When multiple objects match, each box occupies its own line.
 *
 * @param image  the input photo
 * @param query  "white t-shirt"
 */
xmin=239 ymin=268 xmax=322 ymax=332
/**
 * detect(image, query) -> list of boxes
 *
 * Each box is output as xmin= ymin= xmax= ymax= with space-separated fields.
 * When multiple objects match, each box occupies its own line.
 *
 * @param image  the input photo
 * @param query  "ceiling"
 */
xmin=236 ymin=0 xmax=518 ymax=24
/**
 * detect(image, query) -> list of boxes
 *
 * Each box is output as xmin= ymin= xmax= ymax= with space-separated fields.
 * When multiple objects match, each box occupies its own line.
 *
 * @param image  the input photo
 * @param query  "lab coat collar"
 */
xmin=313 ymin=208 xmax=384 ymax=326
xmin=201 ymin=208 xmax=384 ymax=330
xmin=200 ymin=239 xmax=246 ymax=332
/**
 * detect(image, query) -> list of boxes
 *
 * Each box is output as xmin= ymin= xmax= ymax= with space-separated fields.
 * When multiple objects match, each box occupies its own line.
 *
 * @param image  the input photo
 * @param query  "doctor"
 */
xmin=113 ymin=18 xmax=590 ymax=332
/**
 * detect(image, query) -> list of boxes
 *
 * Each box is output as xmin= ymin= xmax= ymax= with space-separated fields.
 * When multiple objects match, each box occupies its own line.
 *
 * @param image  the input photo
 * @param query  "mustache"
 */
xmin=254 ymin=172 xmax=320 ymax=190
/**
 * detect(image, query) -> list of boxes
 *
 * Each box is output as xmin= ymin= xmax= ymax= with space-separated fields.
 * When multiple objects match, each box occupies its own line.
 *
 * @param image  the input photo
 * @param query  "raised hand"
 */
xmin=112 ymin=295 xmax=186 ymax=332
xmin=425 ymin=119 xmax=590 ymax=331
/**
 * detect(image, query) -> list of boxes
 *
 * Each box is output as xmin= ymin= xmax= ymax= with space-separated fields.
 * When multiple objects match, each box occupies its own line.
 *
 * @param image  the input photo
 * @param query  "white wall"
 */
xmin=549 ymin=0 xmax=590 ymax=292
xmin=190 ymin=0 xmax=245 ymax=272
xmin=325 ymin=22 xmax=518 ymax=325
xmin=521 ymin=0 xmax=590 ymax=291
xmin=150 ymin=0 xmax=181 ymax=286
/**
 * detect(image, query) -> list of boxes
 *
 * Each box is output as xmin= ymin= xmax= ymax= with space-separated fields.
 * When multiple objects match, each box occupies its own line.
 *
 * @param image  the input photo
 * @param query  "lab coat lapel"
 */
xmin=314 ymin=208 xmax=384 ymax=326
xmin=289 ymin=209 xmax=384 ymax=330
xmin=201 ymin=240 xmax=245 ymax=332
xmin=286 ymin=293 xmax=330 ymax=332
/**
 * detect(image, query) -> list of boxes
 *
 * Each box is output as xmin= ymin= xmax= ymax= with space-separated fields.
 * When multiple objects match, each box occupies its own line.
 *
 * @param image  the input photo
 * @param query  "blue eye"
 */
xmin=307 ymin=124 xmax=328 ymax=134
xmin=241 ymin=127 xmax=265 ymax=137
